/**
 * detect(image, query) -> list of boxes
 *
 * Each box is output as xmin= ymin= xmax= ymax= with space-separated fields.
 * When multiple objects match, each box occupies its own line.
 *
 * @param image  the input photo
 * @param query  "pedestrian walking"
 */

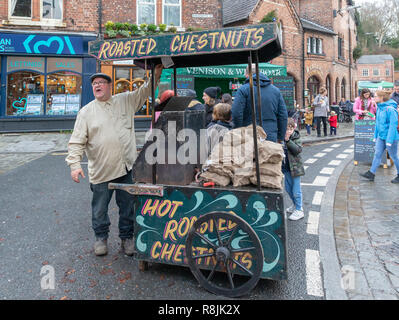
xmin=312 ymin=87 xmax=329 ymax=137
xmin=203 ymin=86 xmax=222 ymax=126
xmin=282 ymin=118 xmax=305 ymax=220
xmin=328 ymin=111 xmax=338 ymax=135
xmin=65 ymin=65 xmax=164 ymax=256
xmin=360 ymin=90 xmax=399 ymax=184
xmin=353 ymin=88 xmax=377 ymax=120
xmin=232 ymin=64 xmax=288 ymax=143
xmin=304 ymin=106 xmax=313 ymax=135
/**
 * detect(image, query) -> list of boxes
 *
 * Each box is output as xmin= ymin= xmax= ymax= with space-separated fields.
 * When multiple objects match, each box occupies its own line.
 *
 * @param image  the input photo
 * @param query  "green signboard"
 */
xmin=89 ymin=24 xmax=278 ymax=62
xmin=133 ymin=185 xmax=287 ymax=280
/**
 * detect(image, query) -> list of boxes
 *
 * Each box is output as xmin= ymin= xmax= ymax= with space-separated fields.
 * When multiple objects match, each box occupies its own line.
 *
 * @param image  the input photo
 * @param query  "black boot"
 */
xmin=391 ymin=175 xmax=399 ymax=184
xmin=360 ymin=170 xmax=375 ymax=181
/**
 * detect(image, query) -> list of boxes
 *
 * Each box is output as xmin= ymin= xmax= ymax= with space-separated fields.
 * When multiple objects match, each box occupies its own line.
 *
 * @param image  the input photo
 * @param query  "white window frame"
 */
xmin=373 ymin=68 xmax=380 ymax=76
xmin=162 ymin=0 xmax=182 ymax=27
xmin=307 ymin=37 xmax=311 ymax=53
xmin=317 ymin=38 xmax=323 ymax=54
xmin=40 ymin=0 xmax=63 ymax=23
xmin=362 ymin=69 xmax=369 ymax=77
xmin=8 ymin=0 xmax=32 ymax=20
xmin=137 ymin=0 xmax=157 ymax=25
xmin=385 ymin=69 xmax=390 ymax=76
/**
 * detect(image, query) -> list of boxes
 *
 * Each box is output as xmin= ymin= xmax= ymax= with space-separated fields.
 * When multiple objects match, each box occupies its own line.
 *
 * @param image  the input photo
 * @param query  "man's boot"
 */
xmin=94 ymin=239 xmax=108 ymax=256
xmin=360 ymin=170 xmax=375 ymax=181
xmin=121 ymin=238 xmax=136 ymax=256
xmin=391 ymin=175 xmax=399 ymax=184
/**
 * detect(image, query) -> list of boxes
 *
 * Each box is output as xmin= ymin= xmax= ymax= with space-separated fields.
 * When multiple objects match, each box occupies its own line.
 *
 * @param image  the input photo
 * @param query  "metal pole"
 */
xmin=151 ymin=62 xmax=157 ymax=185
xmin=248 ymin=53 xmax=261 ymax=191
xmin=254 ymin=51 xmax=263 ymax=127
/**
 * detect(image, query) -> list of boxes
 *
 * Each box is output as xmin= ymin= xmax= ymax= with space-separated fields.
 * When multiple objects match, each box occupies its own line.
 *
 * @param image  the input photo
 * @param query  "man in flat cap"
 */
xmin=66 ymin=66 xmax=163 ymax=256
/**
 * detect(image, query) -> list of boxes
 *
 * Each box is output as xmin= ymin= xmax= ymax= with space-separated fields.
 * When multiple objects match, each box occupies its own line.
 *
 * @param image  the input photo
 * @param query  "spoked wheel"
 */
xmin=186 ymin=212 xmax=263 ymax=297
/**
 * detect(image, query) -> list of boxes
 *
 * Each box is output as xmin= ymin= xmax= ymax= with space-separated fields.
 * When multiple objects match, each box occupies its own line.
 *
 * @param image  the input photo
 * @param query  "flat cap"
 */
xmin=90 ymin=73 xmax=112 ymax=83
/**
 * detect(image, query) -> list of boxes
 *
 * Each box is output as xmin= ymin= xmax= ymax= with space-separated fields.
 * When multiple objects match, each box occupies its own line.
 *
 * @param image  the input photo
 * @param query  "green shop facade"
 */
xmin=0 ymin=30 xmax=97 ymax=133
xmin=159 ymin=63 xmax=294 ymax=111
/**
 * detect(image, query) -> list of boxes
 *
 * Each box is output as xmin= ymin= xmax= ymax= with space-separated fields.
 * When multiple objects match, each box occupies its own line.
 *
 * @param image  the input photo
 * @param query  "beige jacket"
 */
xmin=66 ymin=78 xmax=155 ymax=184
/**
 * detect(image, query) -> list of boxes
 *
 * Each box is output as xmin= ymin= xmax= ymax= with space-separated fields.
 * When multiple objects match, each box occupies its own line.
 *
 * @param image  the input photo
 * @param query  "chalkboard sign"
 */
xmin=354 ymin=120 xmax=386 ymax=164
xmin=171 ymin=75 xmax=195 ymax=96
xmin=272 ymin=76 xmax=294 ymax=110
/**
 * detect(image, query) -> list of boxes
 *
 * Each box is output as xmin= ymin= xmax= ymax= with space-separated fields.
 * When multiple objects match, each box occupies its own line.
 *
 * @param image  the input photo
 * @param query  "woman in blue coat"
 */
xmin=360 ymin=90 xmax=399 ymax=183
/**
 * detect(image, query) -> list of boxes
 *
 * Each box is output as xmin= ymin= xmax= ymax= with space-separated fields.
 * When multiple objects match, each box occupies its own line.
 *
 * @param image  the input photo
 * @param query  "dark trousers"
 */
xmin=315 ymin=116 xmax=327 ymax=136
xmin=330 ymin=126 xmax=337 ymax=135
xmin=90 ymin=171 xmax=135 ymax=240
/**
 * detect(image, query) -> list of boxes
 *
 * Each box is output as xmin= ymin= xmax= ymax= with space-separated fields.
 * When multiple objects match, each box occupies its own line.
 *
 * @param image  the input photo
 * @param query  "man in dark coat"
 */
xmin=231 ymin=65 xmax=288 ymax=142
xmin=391 ymin=81 xmax=399 ymax=105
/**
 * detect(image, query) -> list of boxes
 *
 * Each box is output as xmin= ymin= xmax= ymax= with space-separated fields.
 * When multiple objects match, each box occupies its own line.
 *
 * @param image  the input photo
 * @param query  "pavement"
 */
xmin=0 ymin=120 xmax=398 ymax=300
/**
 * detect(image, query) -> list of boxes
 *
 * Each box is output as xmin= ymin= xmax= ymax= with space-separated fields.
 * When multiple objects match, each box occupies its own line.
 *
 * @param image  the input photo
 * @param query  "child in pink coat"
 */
xmin=353 ymin=89 xmax=377 ymax=120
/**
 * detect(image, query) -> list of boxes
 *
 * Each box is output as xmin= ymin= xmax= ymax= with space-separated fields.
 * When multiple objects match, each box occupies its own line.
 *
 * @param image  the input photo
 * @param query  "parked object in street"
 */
xmin=88 ymin=22 xmax=288 ymax=297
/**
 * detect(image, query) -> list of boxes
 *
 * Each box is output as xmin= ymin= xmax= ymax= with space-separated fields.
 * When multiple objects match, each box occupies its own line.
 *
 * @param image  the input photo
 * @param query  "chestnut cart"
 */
xmin=88 ymin=23 xmax=287 ymax=297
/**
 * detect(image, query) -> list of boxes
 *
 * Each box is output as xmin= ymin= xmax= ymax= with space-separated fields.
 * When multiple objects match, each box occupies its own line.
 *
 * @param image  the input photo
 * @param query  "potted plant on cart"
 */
xmin=104 ymin=20 xmax=117 ymax=39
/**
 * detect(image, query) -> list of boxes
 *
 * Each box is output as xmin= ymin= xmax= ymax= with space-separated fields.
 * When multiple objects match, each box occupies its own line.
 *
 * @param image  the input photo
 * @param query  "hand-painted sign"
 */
xmin=89 ymin=24 xmax=278 ymax=61
xmin=134 ymin=186 xmax=287 ymax=280
xmin=0 ymin=33 xmax=83 ymax=55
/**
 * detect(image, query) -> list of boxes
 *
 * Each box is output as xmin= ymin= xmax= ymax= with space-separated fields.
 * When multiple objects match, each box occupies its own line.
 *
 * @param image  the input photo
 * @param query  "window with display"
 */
xmin=46 ymin=72 xmax=82 ymax=115
xmin=7 ymin=71 xmax=45 ymax=116
xmin=113 ymin=66 xmax=148 ymax=116
xmin=6 ymin=56 xmax=82 ymax=116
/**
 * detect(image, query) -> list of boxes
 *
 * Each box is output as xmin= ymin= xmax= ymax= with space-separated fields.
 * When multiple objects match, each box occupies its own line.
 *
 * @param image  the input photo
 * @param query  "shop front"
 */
xmin=0 ymin=31 xmax=97 ymax=132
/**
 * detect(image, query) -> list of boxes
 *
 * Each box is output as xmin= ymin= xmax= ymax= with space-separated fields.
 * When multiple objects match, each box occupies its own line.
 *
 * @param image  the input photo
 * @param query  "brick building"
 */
xmin=356 ymin=55 xmax=395 ymax=83
xmin=0 ymin=0 xmax=99 ymax=132
xmin=223 ymin=0 xmax=358 ymax=106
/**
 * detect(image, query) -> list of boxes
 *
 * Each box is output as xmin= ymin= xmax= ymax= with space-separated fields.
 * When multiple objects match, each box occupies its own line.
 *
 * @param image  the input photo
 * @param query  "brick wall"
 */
xmin=357 ymin=60 xmax=395 ymax=83
xmin=249 ymin=0 xmax=304 ymax=107
xmin=101 ymin=0 xmax=222 ymax=30
xmin=296 ymin=0 xmax=333 ymax=29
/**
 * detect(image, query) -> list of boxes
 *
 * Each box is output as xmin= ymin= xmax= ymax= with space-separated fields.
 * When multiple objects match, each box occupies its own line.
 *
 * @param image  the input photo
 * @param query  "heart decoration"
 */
xmin=12 ymin=98 xmax=27 ymax=111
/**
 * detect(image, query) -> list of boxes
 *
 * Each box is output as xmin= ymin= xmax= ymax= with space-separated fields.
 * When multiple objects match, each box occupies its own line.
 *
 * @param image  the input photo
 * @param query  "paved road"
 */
xmin=0 ymin=139 xmax=353 ymax=300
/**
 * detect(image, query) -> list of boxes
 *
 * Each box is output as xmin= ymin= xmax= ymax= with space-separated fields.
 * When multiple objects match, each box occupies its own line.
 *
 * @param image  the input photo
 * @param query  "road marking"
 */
xmin=306 ymin=211 xmax=320 ymax=235
xmin=320 ymin=167 xmax=335 ymax=175
xmin=305 ymin=158 xmax=317 ymax=164
xmin=331 ymin=144 xmax=341 ymax=148
xmin=343 ymin=149 xmax=353 ymax=153
xmin=336 ymin=154 xmax=348 ymax=159
xmin=314 ymin=153 xmax=326 ymax=158
xmin=306 ymin=249 xmax=324 ymax=297
xmin=328 ymin=160 xmax=342 ymax=166
xmin=312 ymin=176 xmax=329 ymax=186
xmin=322 ymin=148 xmax=334 ymax=152
xmin=312 ymin=191 xmax=323 ymax=205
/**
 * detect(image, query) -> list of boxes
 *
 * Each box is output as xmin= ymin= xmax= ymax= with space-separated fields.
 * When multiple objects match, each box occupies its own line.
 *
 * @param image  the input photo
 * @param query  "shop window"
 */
xmin=163 ymin=0 xmax=181 ymax=27
xmin=113 ymin=66 xmax=148 ymax=116
xmin=7 ymin=71 xmax=45 ymax=116
xmin=10 ymin=0 xmax=32 ymax=18
xmin=42 ymin=0 xmax=63 ymax=20
xmin=46 ymin=72 xmax=82 ymax=115
xmin=6 ymin=56 xmax=83 ymax=116
xmin=137 ymin=0 xmax=156 ymax=25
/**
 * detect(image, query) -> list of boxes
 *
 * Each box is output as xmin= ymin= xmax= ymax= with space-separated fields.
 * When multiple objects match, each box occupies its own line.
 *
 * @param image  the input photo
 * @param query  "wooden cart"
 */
xmin=89 ymin=22 xmax=287 ymax=297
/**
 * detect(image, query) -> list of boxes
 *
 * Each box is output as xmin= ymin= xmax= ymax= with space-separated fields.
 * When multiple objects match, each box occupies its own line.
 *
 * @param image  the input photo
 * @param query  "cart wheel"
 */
xmin=138 ymin=261 xmax=149 ymax=272
xmin=186 ymin=212 xmax=263 ymax=298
